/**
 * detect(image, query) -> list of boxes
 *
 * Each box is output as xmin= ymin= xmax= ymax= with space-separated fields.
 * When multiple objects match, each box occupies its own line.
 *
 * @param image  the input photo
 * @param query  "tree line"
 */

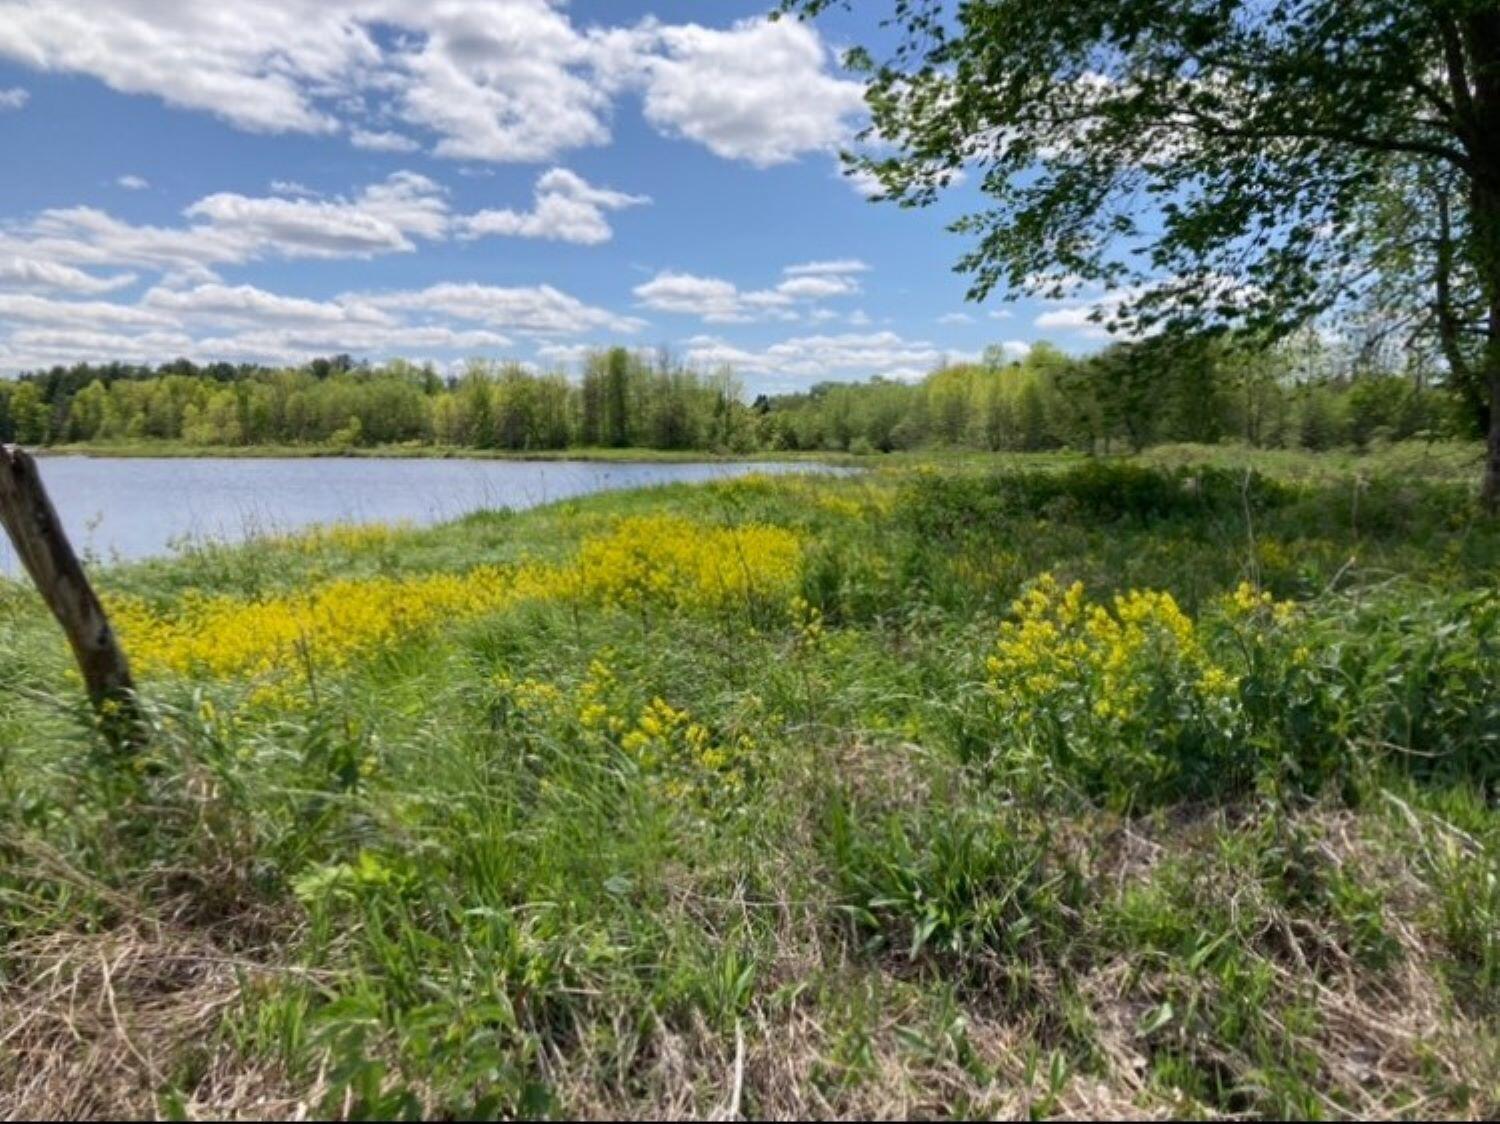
xmin=0 ymin=335 xmax=1473 ymax=455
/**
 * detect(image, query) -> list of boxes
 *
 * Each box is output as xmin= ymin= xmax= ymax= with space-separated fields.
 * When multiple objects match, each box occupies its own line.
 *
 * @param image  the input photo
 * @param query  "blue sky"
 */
xmin=0 ymin=1 xmax=1107 ymax=392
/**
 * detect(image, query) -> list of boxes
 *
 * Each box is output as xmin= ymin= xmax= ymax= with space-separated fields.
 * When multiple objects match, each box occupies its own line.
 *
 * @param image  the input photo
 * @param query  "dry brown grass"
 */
xmin=0 ymin=925 xmax=313 ymax=1121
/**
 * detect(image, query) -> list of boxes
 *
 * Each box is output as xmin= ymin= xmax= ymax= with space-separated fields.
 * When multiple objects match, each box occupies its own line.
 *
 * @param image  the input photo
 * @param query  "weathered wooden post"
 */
xmin=0 ymin=444 xmax=143 ymax=750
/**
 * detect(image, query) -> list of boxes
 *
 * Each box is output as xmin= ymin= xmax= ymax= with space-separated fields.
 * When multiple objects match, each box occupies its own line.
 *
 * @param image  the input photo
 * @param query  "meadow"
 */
xmin=1 ymin=443 xmax=1498 ymax=1119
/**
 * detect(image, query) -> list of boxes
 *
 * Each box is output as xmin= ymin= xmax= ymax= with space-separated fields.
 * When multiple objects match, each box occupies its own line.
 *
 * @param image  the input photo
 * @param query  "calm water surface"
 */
xmin=0 ymin=457 xmax=833 ymax=573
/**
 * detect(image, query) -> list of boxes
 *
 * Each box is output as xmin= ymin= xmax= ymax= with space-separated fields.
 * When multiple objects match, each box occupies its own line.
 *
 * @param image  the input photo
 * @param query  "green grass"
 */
xmin=1 ymin=444 xmax=1497 ymax=1119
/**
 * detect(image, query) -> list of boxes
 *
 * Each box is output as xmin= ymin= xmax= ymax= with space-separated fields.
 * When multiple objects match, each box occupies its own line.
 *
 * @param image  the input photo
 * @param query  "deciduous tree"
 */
xmin=782 ymin=0 xmax=1500 ymax=508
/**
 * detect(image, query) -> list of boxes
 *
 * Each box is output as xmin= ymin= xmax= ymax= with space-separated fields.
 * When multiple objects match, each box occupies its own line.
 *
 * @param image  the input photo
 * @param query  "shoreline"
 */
xmin=34 ymin=442 xmax=861 ymax=466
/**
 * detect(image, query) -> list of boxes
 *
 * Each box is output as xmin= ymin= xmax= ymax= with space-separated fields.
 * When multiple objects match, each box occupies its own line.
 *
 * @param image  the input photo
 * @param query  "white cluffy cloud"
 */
xmin=0 ymin=4 xmax=863 ymax=168
xmin=0 ymin=86 xmax=27 ymax=110
xmin=0 ymin=158 xmax=677 ymax=375
xmin=0 ymin=274 xmax=645 ymax=374
xmin=458 ymin=168 xmax=649 ymax=245
xmin=140 ymin=282 xmax=392 ymax=329
xmin=349 ymin=128 xmax=420 ymax=153
xmin=683 ymin=329 xmax=979 ymax=387
xmin=357 ymin=282 xmax=646 ymax=337
xmin=183 ymin=171 xmax=450 ymax=257
xmin=633 ymin=17 xmax=866 ymax=167
xmin=634 ymin=259 xmax=868 ymax=323
xmin=0 ymin=168 xmax=655 ymax=282
xmin=0 ymin=254 xmax=136 ymax=293
xmin=0 ymin=172 xmax=453 ymax=277
xmin=116 ymin=174 xmax=149 ymax=190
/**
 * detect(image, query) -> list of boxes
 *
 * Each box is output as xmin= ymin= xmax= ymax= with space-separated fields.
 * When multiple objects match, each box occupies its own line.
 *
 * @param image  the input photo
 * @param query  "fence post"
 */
xmin=0 ymin=445 xmax=143 ymax=751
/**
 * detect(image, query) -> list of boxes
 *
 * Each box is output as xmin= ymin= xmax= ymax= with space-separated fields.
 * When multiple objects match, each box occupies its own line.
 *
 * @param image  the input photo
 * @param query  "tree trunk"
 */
xmin=1465 ymin=10 xmax=1500 ymax=512
xmin=1484 ymin=356 xmax=1500 ymax=512
xmin=0 ymin=445 xmax=144 ymax=750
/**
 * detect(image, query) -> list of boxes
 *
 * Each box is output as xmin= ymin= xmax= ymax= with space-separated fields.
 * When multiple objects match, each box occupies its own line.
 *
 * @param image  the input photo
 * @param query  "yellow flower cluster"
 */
xmin=110 ymin=567 xmax=517 ymax=681
xmin=493 ymin=673 xmax=566 ymax=717
xmin=490 ymin=655 xmax=755 ymax=802
xmin=1224 ymin=580 xmax=1296 ymax=623
xmin=567 ymin=515 xmax=802 ymax=615
xmin=620 ymin=696 xmax=754 ymax=796
xmin=109 ymin=515 xmax=803 ymax=685
xmin=986 ymin=574 xmax=1239 ymax=723
xmin=575 ymin=656 xmax=623 ymax=734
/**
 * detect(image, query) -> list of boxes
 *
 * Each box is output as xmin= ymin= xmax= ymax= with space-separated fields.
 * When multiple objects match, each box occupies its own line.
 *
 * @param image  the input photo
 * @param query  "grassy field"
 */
xmin=2 ymin=445 xmax=1498 ymax=1119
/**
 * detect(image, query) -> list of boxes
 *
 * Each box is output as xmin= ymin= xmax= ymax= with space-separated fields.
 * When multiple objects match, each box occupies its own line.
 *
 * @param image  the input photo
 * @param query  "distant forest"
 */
xmin=0 ymin=334 xmax=1475 ymax=455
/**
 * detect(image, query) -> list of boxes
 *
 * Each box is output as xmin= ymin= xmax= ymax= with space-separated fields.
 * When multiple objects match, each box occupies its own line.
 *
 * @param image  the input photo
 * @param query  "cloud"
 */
xmin=195 ymin=323 xmax=516 ymax=364
xmin=678 ymin=334 xmax=760 ymax=368
xmin=0 ymin=4 xmax=865 ymax=169
xmin=0 ymin=320 xmax=518 ymax=371
xmin=634 ymin=17 xmax=866 ymax=167
xmin=0 ymin=254 xmax=136 ymax=293
xmin=988 ymin=308 xmax=1014 ymax=320
xmin=457 ymin=168 xmax=649 ymax=245
xmin=1033 ymin=303 xmax=1115 ymax=340
xmin=0 ymin=171 xmax=454 ymax=277
xmin=141 ymin=282 xmax=392 ymax=328
xmin=938 ymin=312 xmax=974 ymax=325
xmin=0 ymin=86 xmax=28 ymax=110
xmin=183 ymin=171 xmax=449 ymax=257
xmin=633 ymin=271 xmax=750 ymax=322
xmin=2 ymin=327 xmax=198 ymax=368
xmin=761 ymin=331 xmax=957 ymax=379
xmin=774 ymin=274 xmax=858 ymax=300
xmin=0 ymin=3 xmax=357 ymax=134
xmin=534 ymin=342 xmax=601 ymax=367
xmin=0 ymin=274 xmax=644 ymax=372
xmin=682 ymin=329 xmax=971 ymax=385
xmin=785 ymin=259 xmax=870 ymax=277
xmin=360 ymin=282 xmax=645 ymax=337
xmin=634 ymin=259 xmax=866 ymax=323
xmin=395 ymin=1 xmax=615 ymax=163
xmin=0 ymin=160 xmax=672 ymax=373
xmin=116 ymin=174 xmax=149 ymax=190
xmin=2 ymin=207 xmax=243 ymax=272
xmin=0 ymin=291 xmax=171 ymax=329
xmin=845 ymin=167 xmax=885 ymax=199
xmin=1031 ymin=281 xmax=1150 ymax=341
xmin=349 ymin=128 xmax=419 ymax=153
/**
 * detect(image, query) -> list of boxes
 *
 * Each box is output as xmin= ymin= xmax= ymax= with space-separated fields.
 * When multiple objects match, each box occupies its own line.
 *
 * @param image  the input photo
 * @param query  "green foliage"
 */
xmin=780 ymin=0 xmax=1493 ymax=360
xmin=3 ymin=451 xmax=1499 ymax=1117
xmin=9 ymin=331 xmax=1474 ymax=465
xmin=780 ymin=0 xmax=1500 ymax=507
xmin=12 ymin=352 xmax=758 ymax=455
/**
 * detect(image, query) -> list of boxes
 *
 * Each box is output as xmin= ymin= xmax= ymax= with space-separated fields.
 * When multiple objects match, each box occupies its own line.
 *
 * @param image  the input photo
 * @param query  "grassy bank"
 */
xmin=2 ymin=449 xmax=1498 ymax=1118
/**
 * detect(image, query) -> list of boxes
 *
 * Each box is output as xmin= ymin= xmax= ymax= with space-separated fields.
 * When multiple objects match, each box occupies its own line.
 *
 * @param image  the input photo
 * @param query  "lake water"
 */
xmin=0 ymin=456 xmax=832 ymax=573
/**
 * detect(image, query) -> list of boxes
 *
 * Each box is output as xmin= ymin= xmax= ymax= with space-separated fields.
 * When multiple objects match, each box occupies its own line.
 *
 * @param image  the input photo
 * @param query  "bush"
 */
xmin=899 ymin=461 xmax=1293 ymax=543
